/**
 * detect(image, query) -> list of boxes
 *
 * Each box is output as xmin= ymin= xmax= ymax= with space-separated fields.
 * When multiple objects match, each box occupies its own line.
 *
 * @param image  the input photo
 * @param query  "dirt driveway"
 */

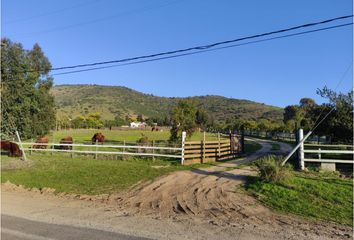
xmin=2 ymin=138 xmax=352 ymax=240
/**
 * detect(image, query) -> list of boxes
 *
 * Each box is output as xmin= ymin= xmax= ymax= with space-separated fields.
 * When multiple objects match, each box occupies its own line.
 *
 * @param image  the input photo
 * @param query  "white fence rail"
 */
xmin=297 ymin=129 xmax=354 ymax=171
xmin=19 ymin=142 xmax=183 ymax=160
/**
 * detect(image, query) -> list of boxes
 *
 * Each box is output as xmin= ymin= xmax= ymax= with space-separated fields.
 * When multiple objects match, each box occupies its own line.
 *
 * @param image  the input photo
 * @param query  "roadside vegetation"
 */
xmin=246 ymin=156 xmax=353 ymax=226
xmin=244 ymin=140 xmax=262 ymax=154
xmin=270 ymin=143 xmax=280 ymax=151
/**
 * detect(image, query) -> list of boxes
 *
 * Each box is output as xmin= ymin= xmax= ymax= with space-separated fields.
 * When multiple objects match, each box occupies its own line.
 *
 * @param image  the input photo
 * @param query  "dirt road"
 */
xmin=2 ymin=138 xmax=351 ymax=240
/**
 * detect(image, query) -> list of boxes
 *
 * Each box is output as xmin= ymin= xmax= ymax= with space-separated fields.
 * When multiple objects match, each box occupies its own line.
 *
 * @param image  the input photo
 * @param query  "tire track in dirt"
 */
xmin=109 ymin=139 xmax=351 ymax=239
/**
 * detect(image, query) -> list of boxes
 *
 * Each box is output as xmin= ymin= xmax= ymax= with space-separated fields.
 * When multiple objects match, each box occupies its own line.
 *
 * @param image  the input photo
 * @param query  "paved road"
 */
xmin=1 ymin=215 xmax=150 ymax=240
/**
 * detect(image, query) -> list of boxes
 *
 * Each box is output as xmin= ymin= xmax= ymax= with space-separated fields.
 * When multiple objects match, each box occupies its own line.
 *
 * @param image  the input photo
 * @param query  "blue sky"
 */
xmin=1 ymin=0 xmax=353 ymax=107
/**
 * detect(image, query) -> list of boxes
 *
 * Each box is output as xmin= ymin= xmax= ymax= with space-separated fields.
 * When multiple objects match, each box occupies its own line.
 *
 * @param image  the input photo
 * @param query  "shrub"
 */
xmin=136 ymin=134 xmax=150 ymax=145
xmin=254 ymin=155 xmax=291 ymax=183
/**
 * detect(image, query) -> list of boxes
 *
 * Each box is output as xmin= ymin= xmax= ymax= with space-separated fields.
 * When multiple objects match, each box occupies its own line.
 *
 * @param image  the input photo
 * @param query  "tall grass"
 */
xmin=254 ymin=155 xmax=291 ymax=183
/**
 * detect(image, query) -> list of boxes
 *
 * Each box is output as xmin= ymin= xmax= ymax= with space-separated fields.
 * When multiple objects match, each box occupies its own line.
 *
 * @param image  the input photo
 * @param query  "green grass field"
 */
xmin=1 ymin=154 xmax=216 ymax=195
xmin=246 ymin=171 xmax=353 ymax=226
xmin=1 ymin=136 xmax=258 ymax=195
xmin=30 ymin=129 xmax=222 ymax=143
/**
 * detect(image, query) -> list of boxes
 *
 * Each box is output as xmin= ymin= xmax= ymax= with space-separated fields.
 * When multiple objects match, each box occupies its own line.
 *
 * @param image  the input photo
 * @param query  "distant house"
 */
xmin=130 ymin=122 xmax=147 ymax=128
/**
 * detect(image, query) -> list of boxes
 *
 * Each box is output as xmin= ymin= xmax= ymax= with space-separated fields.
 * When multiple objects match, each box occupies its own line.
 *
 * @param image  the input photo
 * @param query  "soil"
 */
xmin=2 ymin=138 xmax=352 ymax=240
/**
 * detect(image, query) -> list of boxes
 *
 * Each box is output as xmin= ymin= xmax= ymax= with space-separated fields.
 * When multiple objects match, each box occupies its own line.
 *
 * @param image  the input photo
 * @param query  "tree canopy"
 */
xmin=1 ymin=38 xmax=55 ymax=139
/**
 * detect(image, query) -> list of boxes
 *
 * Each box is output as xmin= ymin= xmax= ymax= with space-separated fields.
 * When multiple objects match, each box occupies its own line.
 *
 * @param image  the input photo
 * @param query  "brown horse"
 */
xmin=59 ymin=136 xmax=73 ymax=150
xmin=92 ymin=133 xmax=105 ymax=144
xmin=0 ymin=140 xmax=23 ymax=157
xmin=33 ymin=137 xmax=49 ymax=149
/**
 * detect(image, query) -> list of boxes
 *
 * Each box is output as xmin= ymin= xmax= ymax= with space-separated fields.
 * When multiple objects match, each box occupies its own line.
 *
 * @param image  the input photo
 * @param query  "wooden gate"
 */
xmin=183 ymin=134 xmax=243 ymax=165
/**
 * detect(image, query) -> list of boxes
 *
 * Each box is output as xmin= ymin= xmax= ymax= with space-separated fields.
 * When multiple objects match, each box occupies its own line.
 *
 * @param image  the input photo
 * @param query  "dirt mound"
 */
xmin=109 ymin=168 xmax=352 ymax=239
xmin=117 ymin=169 xmax=265 ymax=221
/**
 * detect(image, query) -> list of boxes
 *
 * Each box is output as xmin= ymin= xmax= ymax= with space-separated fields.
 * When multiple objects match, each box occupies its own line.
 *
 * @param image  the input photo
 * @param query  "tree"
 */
xmin=243 ymin=120 xmax=257 ymax=131
xmin=299 ymin=98 xmax=316 ymax=109
xmin=195 ymin=108 xmax=209 ymax=130
xmin=1 ymin=38 xmax=55 ymax=139
xmin=137 ymin=114 xmax=144 ymax=122
xmin=283 ymin=105 xmax=305 ymax=132
xmin=169 ymin=100 xmax=197 ymax=141
xmin=314 ymin=87 xmax=353 ymax=143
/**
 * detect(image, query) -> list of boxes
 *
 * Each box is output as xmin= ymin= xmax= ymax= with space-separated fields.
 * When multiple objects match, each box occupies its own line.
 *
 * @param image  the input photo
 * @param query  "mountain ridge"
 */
xmin=51 ymin=84 xmax=283 ymax=122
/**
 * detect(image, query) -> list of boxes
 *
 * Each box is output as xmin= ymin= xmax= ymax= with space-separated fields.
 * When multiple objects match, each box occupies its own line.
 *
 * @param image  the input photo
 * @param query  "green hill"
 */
xmin=51 ymin=84 xmax=283 ymax=123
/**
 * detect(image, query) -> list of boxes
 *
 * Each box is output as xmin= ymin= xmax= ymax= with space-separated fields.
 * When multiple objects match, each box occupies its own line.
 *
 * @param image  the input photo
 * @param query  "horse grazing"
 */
xmin=0 ymin=140 xmax=23 ymax=157
xmin=33 ymin=137 xmax=49 ymax=149
xmin=92 ymin=133 xmax=105 ymax=144
xmin=58 ymin=136 xmax=73 ymax=150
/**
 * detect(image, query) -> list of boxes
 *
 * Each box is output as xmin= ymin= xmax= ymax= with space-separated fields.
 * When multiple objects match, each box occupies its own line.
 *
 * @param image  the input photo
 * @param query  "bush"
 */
xmin=254 ymin=155 xmax=291 ymax=183
xmin=136 ymin=134 xmax=149 ymax=145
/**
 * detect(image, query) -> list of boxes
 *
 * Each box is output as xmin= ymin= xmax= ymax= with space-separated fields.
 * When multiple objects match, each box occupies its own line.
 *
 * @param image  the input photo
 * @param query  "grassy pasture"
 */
xmin=1 ymin=138 xmax=258 ymax=195
xmin=31 ymin=129 xmax=222 ymax=144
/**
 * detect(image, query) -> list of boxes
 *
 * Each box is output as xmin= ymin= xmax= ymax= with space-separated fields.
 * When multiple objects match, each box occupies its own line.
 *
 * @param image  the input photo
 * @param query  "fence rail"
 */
xmin=20 ymin=142 xmax=182 ymax=151
xmin=182 ymin=134 xmax=243 ymax=165
xmin=13 ymin=131 xmax=244 ymax=165
xmin=18 ymin=142 xmax=183 ymax=160
xmin=297 ymin=129 xmax=354 ymax=171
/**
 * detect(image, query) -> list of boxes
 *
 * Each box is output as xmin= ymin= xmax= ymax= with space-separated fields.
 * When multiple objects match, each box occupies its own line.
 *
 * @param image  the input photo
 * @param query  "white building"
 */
xmin=130 ymin=122 xmax=146 ymax=128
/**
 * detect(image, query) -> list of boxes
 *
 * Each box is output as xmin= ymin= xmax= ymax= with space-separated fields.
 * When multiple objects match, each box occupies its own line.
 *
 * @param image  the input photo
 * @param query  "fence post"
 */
xmin=202 ymin=131 xmax=206 ymax=163
xmin=241 ymin=126 xmax=245 ymax=154
xmin=181 ymin=131 xmax=186 ymax=165
xmin=318 ymin=148 xmax=321 ymax=160
xmin=152 ymin=140 xmax=155 ymax=162
xmin=298 ymin=129 xmax=305 ymax=170
xmin=217 ymin=132 xmax=221 ymax=160
xmin=123 ymin=140 xmax=126 ymax=160
xmin=71 ymin=141 xmax=74 ymax=158
xmin=15 ymin=131 xmax=27 ymax=161
xmin=51 ymin=138 xmax=54 ymax=156
xmin=95 ymin=139 xmax=98 ymax=159
xmin=30 ymin=139 xmax=32 ymax=156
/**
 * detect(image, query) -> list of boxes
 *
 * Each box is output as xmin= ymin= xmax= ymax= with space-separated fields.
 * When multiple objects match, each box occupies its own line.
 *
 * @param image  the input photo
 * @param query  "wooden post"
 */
xmin=217 ymin=132 xmax=221 ymax=160
xmin=241 ymin=126 xmax=245 ymax=154
xmin=71 ymin=141 xmax=74 ymax=158
xmin=15 ymin=131 xmax=27 ymax=161
xmin=30 ymin=139 xmax=32 ymax=156
xmin=202 ymin=131 xmax=206 ymax=163
xmin=152 ymin=140 xmax=155 ymax=161
xmin=51 ymin=138 xmax=54 ymax=156
xmin=122 ymin=140 xmax=126 ymax=160
xmin=298 ymin=129 xmax=305 ymax=170
xmin=181 ymin=131 xmax=186 ymax=165
xmin=95 ymin=139 xmax=98 ymax=159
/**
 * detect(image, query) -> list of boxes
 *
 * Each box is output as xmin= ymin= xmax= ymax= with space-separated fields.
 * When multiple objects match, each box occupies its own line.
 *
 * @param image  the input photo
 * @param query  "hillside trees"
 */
xmin=314 ymin=87 xmax=353 ymax=143
xmin=1 ymin=38 xmax=55 ymax=139
xmin=169 ymin=100 xmax=197 ymax=141
xmin=283 ymin=89 xmax=353 ymax=143
xmin=71 ymin=112 xmax=104 ymax=129
xmin=169 ymin=100 xmax=210 ymax=141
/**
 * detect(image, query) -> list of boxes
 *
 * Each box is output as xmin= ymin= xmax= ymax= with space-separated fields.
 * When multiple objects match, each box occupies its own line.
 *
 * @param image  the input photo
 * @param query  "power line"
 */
xmin=51 ymin=22 xmax=353 ymax=76
xmin=4 ymin=0 xmax=101 ymax=24
xmin=18 ymin=14 xmax=353 ymax=74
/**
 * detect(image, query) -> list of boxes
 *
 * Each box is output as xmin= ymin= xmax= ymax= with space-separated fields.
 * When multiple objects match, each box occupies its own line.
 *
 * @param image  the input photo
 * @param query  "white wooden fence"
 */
xmin=14 ymin=131 xmax=242 ymax=165
xmin=297 ymin=129 xmax=354 ymax=171
xmin=19 ymin=142 xmax=183 ymax=159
